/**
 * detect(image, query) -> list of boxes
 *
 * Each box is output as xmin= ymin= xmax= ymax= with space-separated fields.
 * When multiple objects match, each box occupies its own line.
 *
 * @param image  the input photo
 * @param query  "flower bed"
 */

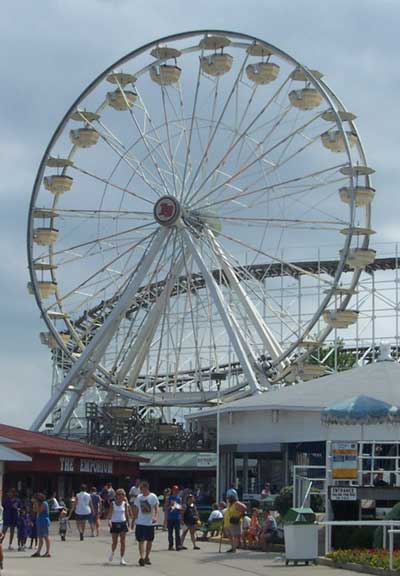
xmin=328 ymin=548 xmax=400 ymax=571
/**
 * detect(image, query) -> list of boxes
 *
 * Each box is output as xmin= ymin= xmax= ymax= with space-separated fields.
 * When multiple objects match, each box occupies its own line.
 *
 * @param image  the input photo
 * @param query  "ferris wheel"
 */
xmin=28 ymin=30 xmax=375 ymax=433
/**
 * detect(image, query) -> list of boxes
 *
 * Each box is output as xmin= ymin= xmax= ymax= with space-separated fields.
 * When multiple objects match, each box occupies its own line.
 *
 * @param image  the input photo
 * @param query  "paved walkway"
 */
xmin=2 ymin=523 xmax=353 ymax=575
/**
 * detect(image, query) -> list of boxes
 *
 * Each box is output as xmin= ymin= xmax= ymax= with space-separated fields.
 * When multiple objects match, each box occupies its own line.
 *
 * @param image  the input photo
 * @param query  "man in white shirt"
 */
xmin=133 ymin=481 xmax=159 ymax=567
xmin=69 ymin=484 xmax=94 ymax=541
xmin=129 ymin=479 xmax=141 ymax=507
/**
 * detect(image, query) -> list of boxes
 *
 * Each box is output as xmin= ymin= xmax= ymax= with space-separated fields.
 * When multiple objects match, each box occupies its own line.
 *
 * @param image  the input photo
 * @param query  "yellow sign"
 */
xmin=331 ymin=442 xmax=358 ymax=480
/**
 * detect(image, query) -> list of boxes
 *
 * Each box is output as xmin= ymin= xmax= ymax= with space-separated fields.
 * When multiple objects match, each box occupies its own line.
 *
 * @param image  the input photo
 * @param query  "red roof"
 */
xmin=0 ymin=423 xmax=148 ymax=463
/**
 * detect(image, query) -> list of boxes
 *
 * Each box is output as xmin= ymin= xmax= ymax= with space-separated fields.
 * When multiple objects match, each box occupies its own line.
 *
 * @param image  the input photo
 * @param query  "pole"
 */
xmin=216 ymin=383 xmax=221 ymax=503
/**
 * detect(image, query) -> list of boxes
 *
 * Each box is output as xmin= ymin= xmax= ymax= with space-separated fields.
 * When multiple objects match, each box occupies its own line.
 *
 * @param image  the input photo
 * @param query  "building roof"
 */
xmin=187 ymin=360 xmax=400 ymax=419
xmin=0 ymin=423 xmax=148 ymax=463
xmin=0 ymin=444 xmax=32 ymax=462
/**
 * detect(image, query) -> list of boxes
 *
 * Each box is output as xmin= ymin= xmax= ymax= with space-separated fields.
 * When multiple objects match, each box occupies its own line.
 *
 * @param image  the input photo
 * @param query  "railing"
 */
xmin=319 ymin=520 xmax=400 ymax=555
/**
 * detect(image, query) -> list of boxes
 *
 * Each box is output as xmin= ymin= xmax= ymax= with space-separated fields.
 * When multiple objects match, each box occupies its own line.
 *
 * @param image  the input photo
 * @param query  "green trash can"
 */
xmin=283 ymin=507 xmax=318 ymax=566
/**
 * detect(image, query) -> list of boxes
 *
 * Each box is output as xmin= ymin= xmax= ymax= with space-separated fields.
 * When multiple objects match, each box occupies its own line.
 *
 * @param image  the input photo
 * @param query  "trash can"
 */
xmin=283 ymin=507 xmax=318 ymax=566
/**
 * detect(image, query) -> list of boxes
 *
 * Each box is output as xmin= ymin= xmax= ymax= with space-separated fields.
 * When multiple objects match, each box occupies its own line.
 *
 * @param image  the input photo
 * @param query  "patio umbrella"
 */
xmin=321 ymin=395 xmax=398 ymax=426
xmin=322 ymin=394 xmax=400 ymax=488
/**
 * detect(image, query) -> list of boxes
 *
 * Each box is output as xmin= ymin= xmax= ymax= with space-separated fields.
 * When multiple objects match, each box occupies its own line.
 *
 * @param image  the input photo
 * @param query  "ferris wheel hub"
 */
xmin=153 ymin=195 xmax=181 ymax=226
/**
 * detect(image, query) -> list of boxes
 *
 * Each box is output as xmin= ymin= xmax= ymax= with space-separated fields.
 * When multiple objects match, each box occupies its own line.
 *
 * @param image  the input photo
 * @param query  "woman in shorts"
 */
xmin=181 ymin=494 xmax=201 ymax=550
xmin=107 ymin=489 xmax=132 ymax=566
xmin=69 ymin=485 xmax=94 ymax=541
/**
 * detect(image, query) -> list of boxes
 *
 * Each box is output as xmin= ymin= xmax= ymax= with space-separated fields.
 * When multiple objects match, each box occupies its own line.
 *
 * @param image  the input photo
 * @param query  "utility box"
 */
xmin=284 ymin=507 xmax=318 ymax=566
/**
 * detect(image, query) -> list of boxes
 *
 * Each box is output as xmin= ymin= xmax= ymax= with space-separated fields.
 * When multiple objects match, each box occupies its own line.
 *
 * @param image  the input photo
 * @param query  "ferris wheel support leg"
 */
xmin=30 ymin=228 xmax=169 ymax=432
xmin=183 ymin=230 xmax=262 ymax=394
xmin=117 ymin=252 xmax=189 ymax=387
xmin=207 ymin=231 xmax=285 ymax=366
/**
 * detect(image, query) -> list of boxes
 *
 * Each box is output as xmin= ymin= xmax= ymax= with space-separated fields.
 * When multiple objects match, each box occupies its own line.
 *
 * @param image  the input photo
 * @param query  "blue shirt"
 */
xmin=167 ymin=495 xmax=181 ymax=521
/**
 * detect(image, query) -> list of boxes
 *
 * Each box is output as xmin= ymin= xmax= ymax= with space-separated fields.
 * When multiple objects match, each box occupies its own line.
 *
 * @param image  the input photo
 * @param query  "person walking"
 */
xmin=31 ymin=493 xmax=51 ymax=558
xmin=167 ymin=485 xmax=182 ymax=551
xmin=129 ymin=479 xmax=141 ymax=508
xmin=132 ymin=480 xmax=159 ymax=566
xmin=107 ymin=488 xmax=132 ymax=566
xmin=181 ymin=494 xmax=201 ymax=550
xmin=89 ymin=487 xmax=102 ymax=537
xmin=69 ymin=484 xmax=94 ymax=541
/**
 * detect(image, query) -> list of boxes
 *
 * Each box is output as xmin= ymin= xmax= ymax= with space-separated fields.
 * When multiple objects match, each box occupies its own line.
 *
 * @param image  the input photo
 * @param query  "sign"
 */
xmin=243 ymin=493 xmax=262 ymax=501
xmin=153 ymin=196 xmax=181 ymax=226
xmin=59 ymin=457 xmax=74 ymax=472
xmin=80 ymin=459 xmax=113 ymax=474
xmin=330 ymin=486 xmax=357 ymax=501
xmin=196 ymin=453 xmax=217 ymax=468
xmin=59 ymin=457 xmax=113 ymax=474
xmin=331 ymin=442 xmax=358 ymax=479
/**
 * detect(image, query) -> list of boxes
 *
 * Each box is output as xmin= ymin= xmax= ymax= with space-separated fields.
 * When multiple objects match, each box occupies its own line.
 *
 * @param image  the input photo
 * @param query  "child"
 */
xmin=17 ymin=509 xmax=28 ymax=551
xmin=59 ymin=508 xmax=69 ymax=541
xmin=248 ymin=508 xmax=261 ymax=544
xmin=241 ymin=513 xmax=251 ymax=548
xmin=28 ymin=507 xmax=38 ymax=549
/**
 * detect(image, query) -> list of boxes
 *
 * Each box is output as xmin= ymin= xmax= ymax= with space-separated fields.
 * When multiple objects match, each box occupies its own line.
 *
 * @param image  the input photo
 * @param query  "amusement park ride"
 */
xmin=27 ymin=30 xmax=385 ymax=443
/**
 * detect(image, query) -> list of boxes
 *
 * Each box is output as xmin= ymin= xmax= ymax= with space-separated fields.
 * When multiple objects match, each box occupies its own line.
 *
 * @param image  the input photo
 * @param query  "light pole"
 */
xmin=211 ymin=372 xmax=226 ymax=503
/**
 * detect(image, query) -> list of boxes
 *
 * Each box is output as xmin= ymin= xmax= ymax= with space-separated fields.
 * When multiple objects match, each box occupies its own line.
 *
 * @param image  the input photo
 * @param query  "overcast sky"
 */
xmin=0 ymin=0 xmax=398 ymax=428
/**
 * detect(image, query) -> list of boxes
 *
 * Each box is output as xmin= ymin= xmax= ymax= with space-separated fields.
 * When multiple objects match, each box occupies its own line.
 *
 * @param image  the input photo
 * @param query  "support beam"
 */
xmin=118 ymin=252 xmax=189 ymax=388
xmin=183 ymin=230 xmax=262 ymax=394
xmin=31 ymin=228 xmax=169 ymax=432
xmin=207 ymin=230 xmax=285 ymax=364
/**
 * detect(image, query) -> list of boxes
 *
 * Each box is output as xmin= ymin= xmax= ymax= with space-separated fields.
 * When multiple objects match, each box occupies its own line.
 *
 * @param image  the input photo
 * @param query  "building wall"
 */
xmin=219 ymin=409 xmax=400 ymax=446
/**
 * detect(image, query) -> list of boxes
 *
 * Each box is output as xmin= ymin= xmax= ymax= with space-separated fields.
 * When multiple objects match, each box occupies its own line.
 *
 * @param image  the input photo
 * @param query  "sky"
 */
xmin=0 ymin=0 xmax=399 ymax=427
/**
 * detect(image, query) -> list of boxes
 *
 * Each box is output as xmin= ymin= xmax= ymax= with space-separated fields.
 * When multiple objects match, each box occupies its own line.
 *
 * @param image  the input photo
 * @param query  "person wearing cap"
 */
xmin=167 ymin=485 xmax=183 ymax=551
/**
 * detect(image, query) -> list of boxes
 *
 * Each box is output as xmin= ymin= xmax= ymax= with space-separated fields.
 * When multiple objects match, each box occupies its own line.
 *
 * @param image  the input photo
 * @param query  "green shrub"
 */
xmin=373 ymin=502 xmax=400 ymax=548
xmin=274 ymin=486 xmax=293 ymax=517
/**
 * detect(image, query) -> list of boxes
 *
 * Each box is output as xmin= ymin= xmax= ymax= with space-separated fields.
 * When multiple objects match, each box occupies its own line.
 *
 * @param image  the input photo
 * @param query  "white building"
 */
xmin=187 ymin=358 xmax=400 ymax=495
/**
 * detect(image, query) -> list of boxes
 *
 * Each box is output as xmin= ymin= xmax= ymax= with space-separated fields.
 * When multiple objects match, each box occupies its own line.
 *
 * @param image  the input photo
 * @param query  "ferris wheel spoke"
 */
xmin=180 ymin=55 xmax=204 ymax=199
xmin=53 ymin=208 xmax=153 ymax=220
xmin=118 ymin=236 xmax=185 ymax=387
xmin=44 ymin=230 xmax=158 ymax=312
xmin=92 ymin=120 xmax=168 ymax=198
xmin=183 ymin=53 xmax=250 ymax=202
xmin=76 ymin=112 xmax=165 ymax=197
xmin=35 ymin=221 xmax=156 ymax=262
xmin=191 ymin=110 xmax=323 ymax=209
xmin=200 ymin=163 xmax=346 ymax=212
xmin=215 ymin=227 xmax=335 ymax=286
xmin=118 ymin=84 xmax=177 ymax=182
xmin=185 ymin=73 xmax=292 ymax=205
xmin=160 ymin=85 xmax=179 ymax=196
xmin=110 ymin=90 xmax=172 ymax=197
xmin=71 ymin=162 xmax=157 ymax=205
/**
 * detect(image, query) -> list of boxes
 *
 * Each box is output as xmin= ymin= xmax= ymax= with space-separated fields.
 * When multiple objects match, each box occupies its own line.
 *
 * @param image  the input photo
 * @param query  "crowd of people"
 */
xmin=0 ymin=480 xmax=279 ymax=568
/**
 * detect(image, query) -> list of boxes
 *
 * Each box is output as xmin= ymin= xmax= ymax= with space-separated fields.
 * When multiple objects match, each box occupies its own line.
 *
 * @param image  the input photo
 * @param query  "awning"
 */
xmin=0 ymin=445 xmax=32 ymax=462
xmin=130 ymin=451 xmax=216 ymax=470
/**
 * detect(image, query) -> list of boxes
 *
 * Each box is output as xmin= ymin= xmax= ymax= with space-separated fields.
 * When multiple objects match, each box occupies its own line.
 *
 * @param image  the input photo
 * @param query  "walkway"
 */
xmin=2 ymin=524 xmax=354 ymax=575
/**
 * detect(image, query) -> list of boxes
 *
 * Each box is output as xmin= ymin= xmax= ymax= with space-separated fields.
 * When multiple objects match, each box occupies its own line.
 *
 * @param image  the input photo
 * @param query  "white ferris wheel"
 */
xmin=27 ymin=31 xmax=375 ymax=433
